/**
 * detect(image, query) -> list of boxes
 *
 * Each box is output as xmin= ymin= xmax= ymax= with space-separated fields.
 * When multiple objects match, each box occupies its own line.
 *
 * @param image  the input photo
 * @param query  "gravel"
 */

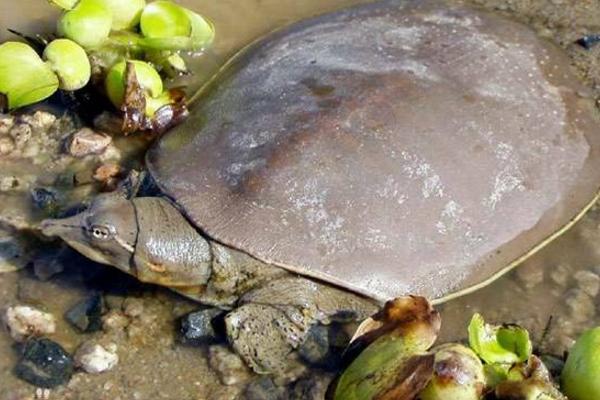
xmin=74 ymin=342 xmax=118 ymax=374
xmin=3 ymin=306 xmax=56 ymax=342
xmin=208 ymin=345 xmax=253 ymax=386
xmin=573 ymin=270 xmax=600 ymax=297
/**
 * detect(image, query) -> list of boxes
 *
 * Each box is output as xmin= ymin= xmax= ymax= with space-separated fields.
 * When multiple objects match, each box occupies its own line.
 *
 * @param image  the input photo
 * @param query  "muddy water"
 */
xmin=2 ymin=0 xmax=600 ymax=399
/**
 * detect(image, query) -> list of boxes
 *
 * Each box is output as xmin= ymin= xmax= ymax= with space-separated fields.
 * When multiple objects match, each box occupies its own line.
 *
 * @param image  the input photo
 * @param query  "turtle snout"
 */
xmin=39 ymin=215 xmax=85 ymax=239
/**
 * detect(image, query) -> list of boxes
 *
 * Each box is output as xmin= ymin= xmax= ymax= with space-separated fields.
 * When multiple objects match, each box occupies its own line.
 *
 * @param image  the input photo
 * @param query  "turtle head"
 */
xmin=41 ymin=194 xmax=212 ymax=290
xmin=41 ymin=194 xmax=137 ymax=275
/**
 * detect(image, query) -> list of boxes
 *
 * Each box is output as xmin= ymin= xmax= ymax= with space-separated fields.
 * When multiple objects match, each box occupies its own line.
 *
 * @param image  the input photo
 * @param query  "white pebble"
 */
xmin=2 ymin=305 xmax=56 ymax=342
xmin=74 ymin=342 xmax=118 ymax=374
xmin=574 ymin=270 xmax=600 ymax=297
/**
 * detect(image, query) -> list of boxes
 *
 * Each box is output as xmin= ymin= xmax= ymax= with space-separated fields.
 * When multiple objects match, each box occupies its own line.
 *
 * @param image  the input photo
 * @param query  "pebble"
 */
xmin=9 ymin=123 xmax=32 ymax=149
xmin=93 ymin=163 xmax=121 ymax=183
xmin=21 ymin=142 xmax=40 ymax=158
xmin=31 ymin=188 xmax=58 ymax=213
xmin=574 ymin=270 xmax=600 ymax=297
xmin=98 ymin=144 xmax=122 ymax=163
xmin=0 ymin=175 xmax=20 ymax=192
xmin=3 ymin=306 xmax=56 ymax=342
xmin=0 ymin=136 xmax=15 ymax=155
xmin=74 ymin=341 xmax=119 ymax=374
xmin=20 ymin=111 xmax=57 ymax=130
xmin=298 ymin=324 xmax=330 ymax=367
xmin=0 ymin=234 xmax=30 ymax=273
xmin=179 ymin=308 xmax=223 ymax=344
xmin=65 ymin=294 xmax=106 ymax=333
xmin=0 ymin=114 xmax=15 ymax=135
xmin=101 ymin=310 xmax=130 ymax=332
xmin=67 ymin=128 xmax=112 ymax=158
xmin=15 ymin=338 xmax=74 ymax=388
xmin=564 ymin=288 xmax=596 ymax=322
xmin=298 ymin=323 xmax=350 ymax=370
xmin=539 ymin=354 xmax=565 ymax=379
xmin=244 ymin=377 xmax=286 ymax=400
xmin=288 ymin=375 xmax=333 ymax=400
xmin=514 ymin=261 xmax=544 ymax=289
xmin=208 ymin=345 xmax=253 ymax=386
xmin=549 ymin=263 xmax=571 ymax=287
xmin=123 ymin=298 xmax=145 ymax=318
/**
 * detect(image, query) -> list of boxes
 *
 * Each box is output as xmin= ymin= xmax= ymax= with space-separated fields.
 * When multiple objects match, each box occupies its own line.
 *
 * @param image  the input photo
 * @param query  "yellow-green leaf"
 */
xmin=0 ymin=42 xmax=58 ymax=109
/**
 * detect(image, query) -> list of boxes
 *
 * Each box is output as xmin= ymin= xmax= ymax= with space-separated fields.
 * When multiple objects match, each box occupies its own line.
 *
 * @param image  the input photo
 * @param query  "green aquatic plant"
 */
xmin=419 ymin=343 xmax=486 ymax=400
xmin=105 ymin=60 xmax=163 ymax=110
xmin=496 ymin=356 xmax=566 ymax=400
xmin=57 ymin=0 xmax=113 ymax=48
xmin=99 ymin=0 xmax=146 ymax=30
xmin=561 ymin=327 xmax=600 ymax=400
xmin=106 ymin=60 xmax=188 ymax=134
xmin=51 ymin=0 xmax=145 ymax=30
xmin=140 ymin=1 xmax=190 ymax=39
xmin=0 ymin=42 xmax=58 ymax=109
xmin=43 ymin=39 xmax=91 ymax=90
xmin=139 ymin=1 xmax=215 ymax=51
xmin=145 ymin=50 xmax=189 ymax=77
xmin=468 ymin=313 xmax=532 ymax=366
xmin=333 ymin=296 xmax=440 ymax=400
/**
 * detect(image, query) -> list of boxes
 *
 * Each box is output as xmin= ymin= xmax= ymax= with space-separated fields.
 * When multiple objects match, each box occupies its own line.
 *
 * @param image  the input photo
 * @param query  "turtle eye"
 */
xmin=90 ymin=225 xmax=112 ymax=240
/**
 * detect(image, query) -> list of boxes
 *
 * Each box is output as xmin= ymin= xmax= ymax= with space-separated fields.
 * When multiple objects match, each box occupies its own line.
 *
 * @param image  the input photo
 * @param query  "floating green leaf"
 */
xmin=140 ymin=1 xmax=191 ymax=39
xmin=0 ymin=42 xmax=59 ymax=110
xmin=468 ymin=313 xmax=532 ymax=365
xmin=139 ymin=2 xmax=215 ymax=51
xmin=43 ymin=39 xmax=91 ymax=91
xmin=98 ymin=0 xmax=146 ymax=30
xmin=561 ymin=327 xmax=600 ymax=400
xmin=57 ymin=0 xmax=113 ymax=48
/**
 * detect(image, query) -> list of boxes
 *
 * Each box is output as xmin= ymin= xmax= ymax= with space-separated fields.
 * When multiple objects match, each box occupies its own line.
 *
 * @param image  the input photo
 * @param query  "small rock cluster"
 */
xmin=0 ymin=112 xmax=58 ymax=159
xmin=513 ymin=258 xmax=600 ymax=353
xmin=2 ymin=299 xmax=120 ymax=390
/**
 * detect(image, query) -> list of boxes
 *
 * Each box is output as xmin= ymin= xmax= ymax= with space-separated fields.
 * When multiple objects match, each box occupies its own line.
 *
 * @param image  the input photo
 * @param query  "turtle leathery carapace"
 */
xmin=41 ymin=0 xmax=600 ymax=374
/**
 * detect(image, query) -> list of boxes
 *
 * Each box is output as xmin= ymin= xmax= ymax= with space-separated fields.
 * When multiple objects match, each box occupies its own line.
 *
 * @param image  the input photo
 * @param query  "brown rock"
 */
xmin=0 ymin=136 xmax=15 ymax=155
xmin=67 ymin=128 xmax=112 ymax=158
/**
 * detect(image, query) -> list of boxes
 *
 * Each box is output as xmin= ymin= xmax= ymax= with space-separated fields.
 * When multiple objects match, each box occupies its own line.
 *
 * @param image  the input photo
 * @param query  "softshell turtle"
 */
xmin=42 ymin=0 xmax=600 ymax=374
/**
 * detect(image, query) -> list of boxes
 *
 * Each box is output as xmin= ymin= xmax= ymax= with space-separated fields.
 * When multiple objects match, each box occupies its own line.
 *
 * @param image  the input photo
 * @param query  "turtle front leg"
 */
xmin=225 ymin=276 xmax=378 ymax=375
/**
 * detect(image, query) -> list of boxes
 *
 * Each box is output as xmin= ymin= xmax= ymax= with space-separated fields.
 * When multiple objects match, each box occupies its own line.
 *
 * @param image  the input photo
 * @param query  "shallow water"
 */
xmin=2 ymin=0 xmax=600 ymax=399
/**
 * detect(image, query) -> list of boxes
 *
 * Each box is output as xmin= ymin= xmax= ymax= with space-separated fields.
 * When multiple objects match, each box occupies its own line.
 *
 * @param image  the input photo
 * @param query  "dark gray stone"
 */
xmin=31 ymin=188 xmax=58 ymax=214
xmin=540 ymin=354 xmax=566 ymax=379
xmin=179 ymin=308 xmax=224 ymax=344
xmin=298 ymin=323 xmax=349 ymax=370
xmin=244 ymin=377 xmax=286 ymax=400
xmin=64 ymin=294 xmax=106 ymax=332
xmin=288 ymin=375 xmax=334 ymax=400
xmin=14 ymin=338 xmax=74 ymax=388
